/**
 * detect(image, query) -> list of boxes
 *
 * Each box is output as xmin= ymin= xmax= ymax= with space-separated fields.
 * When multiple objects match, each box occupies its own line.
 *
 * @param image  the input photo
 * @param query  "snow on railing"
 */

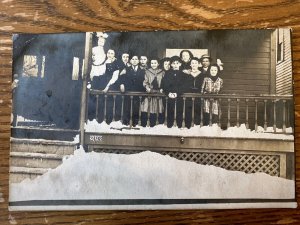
xmin=87 ymin=89 xmax=294 ymax=134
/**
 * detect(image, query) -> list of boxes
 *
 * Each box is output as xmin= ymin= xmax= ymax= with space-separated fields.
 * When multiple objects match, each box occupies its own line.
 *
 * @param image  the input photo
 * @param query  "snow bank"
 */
xmin=85 ymin=120 xmax=294 ymax=140
xmin=10 ymin=149 xmax=294 ymax=201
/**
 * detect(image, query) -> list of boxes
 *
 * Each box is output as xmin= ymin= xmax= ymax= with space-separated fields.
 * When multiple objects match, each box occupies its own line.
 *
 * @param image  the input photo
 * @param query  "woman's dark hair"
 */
xmin=149 ymin=57 xmax=160 ymax=64
xmin=179 ymin=50 xmax=193 ymax=61
xmin=190 ymin=57 xmax=201 ymax=64
xmin=208 ymin=64 xmax=221 ymax=75
xmin=160 ymin=57 xmax=171 ymax=64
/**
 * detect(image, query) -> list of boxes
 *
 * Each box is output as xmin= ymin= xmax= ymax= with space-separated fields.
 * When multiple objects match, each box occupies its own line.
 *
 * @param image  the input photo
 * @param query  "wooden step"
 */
xmin=10 ymin=138 xmax=77 ymax=155
xmin=10 ymin=152 xmax=63 ymax=169
xmin=9 ymin=166 xmax=50 ymax=183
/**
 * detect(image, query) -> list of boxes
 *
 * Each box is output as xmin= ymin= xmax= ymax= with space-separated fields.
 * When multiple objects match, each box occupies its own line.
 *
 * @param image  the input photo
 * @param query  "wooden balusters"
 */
xmin=200 ymin=98 xmax=203 ymax=127
xmin=95 ymin=94 xmax=99 ymax=122
xmin=264 ymin=99 xmax=267 ymax=131
xmin=236 ymin=98 xmax=240 ymax=127
xmin=104 ymin=95 xmax=107 ymax=122
xmin=129 ymin=96 xmax=133 ymax=127
xmin=209 ymin=98 xmax=213 ymax=126
xmin=174 ymin=99 xmax=177 ymax=127
xmin=273 ymin=100 xmax=277 ymax=133
xmin=255 ymin=99 xmax=258 ymax=132
xmin=283 ymin=99 xmax=286 ymax=133
xmin=156 ymin=97 xmax=159 ymax=125
xmin=138 ymin=96 xmax=142 ymax=126
xmin=218 ymin=98 xmax=221 ymax=127
xmin=164 ymin=97 xmax=168 ymax=126
xmin=147 ymin=96 xmax=151 ymax=127
xmin=121 ymin=95 xmax=124 ymax=123
xmin=182 ymin=97 xmax=186 ymax=128
xmin=191 ymin=97 xmax=195 ymax=127
xmin=245 ymin=99 xmax=249 ymax=129
xmin=112 ymin=95 xmax=116 ymax=122
xmin=227 ymin=98 xmax=231 ymax=129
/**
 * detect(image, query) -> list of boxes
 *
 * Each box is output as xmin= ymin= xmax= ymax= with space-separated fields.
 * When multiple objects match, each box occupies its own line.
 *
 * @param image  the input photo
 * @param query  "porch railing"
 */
xmin=87 ymin=89 xmax=294 ymax=134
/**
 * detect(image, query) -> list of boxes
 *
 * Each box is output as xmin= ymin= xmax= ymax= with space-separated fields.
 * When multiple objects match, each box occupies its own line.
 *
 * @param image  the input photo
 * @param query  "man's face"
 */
xmin=171 ymin=61 xmax=181 ymax=70
xmin=210 ymin=66 xmax=218 ymax=76
xmin=122 ymin=54 xmax=129 ymax=64
xmin=163 ymin=61 xmax=170 ymax=71
xmin=140 ymin=56 xmax=148 ymax=66
xmin=150 ymin=60 xmax=159 ymax=70
xmin=202 ymin=58 xmax=210 ymax=68
xmin=131 ymin=56 xmax=139 ymax=66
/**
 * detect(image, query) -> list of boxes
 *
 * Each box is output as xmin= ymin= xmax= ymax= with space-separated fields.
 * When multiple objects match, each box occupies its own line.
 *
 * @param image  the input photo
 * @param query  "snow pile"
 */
xmin=10 ymin=149 xmax=294 ymax=201
xmin=85 ymin=120 xmax=294 ymax=140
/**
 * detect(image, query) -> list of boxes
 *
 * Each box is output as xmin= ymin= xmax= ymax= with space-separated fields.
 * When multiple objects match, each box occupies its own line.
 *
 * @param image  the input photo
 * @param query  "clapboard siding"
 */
xmin=276 ymin=29 xmax=292 ymax=95
xmin=216 ymin=30 xmax=272 ymax=94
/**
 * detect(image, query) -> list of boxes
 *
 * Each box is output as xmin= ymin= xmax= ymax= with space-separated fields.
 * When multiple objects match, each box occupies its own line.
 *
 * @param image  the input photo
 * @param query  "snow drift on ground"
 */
xmin=10 ymin=148 xmax=294 ymax=201
xmin=85 ymin=120 xmax=294 ymax=140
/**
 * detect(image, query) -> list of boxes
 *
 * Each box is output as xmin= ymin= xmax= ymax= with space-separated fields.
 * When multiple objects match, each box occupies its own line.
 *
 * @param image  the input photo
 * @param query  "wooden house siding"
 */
xmin=276 ymin=29 xmax=292 ymax=95
xmin=215 ymin=30 xmax=272 ymax=95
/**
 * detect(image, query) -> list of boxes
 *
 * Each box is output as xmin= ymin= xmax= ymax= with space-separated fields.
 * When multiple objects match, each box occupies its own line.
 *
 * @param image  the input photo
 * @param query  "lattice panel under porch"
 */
xmin=93 ymin=148 xmax=280 ymax=177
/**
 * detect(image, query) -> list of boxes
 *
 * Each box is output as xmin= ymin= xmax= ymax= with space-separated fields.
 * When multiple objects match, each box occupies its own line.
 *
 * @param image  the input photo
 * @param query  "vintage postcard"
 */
xmin=9 ymin=29 xmax=296 ymax=210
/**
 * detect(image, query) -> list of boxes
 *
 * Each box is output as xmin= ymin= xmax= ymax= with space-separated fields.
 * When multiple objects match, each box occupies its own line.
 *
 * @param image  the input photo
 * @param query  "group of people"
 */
xmin=88 ymin=33 xmax=224 ymax=128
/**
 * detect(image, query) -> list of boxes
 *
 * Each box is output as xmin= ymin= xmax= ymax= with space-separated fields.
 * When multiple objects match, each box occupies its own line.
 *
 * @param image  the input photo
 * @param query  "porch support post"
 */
xmin=80 ymin=32 xmax=93 ymax=146
xmin=279 ymin=153 xmax=287 ymax=178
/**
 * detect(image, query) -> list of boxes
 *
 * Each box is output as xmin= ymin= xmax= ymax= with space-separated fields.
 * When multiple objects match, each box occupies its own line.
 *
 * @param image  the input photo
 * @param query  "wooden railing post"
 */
xmin=283 ymin=100 xmax=286 ymax=133
xmin=147 ymin=96 xmax=151 ymax=127
xmin=112 ymin=95 xmax=116 ymax=121
xmin=227 ymin=98 xmax=231 ymax=129
xmin=174 ymin=99 xmax=177 ymax=127
xmin=236 ymin=98 xmax=240 ymax=127
xmin=191 ymin=97 xmax=195 ymax=127
xmin=264 ymin=99 xmax=267 ymax=131
xmin=95 ymin=94 xmax=99 ymax=122
xmin=245 ymin=98 xmax=249 ymax=129
xmin=255 ymin=99 xmax=258 ymax=132
xmin=104 ymin=95 xmax=107 ymax=123
xmin=273 ymin=100 xmax=277 ymax=133
xmin=182 ymin=97 xmax=186 ymax=128
xmin=156 ymin=97 xmax=159 ymax=125
xmin=80 ymin=32 xmax=92 ymax=146
xmin=121 ymin=95 xmax=124 ymax=124
xmin=164 ymin=97 xmax=168 ymax=126
xmin=138 ymin=96 xmax=142 ymax=126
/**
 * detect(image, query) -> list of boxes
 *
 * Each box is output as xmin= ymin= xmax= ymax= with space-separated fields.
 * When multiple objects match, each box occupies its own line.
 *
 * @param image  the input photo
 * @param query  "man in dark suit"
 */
xmin=119 ymin=55 xmax=145 ymax=126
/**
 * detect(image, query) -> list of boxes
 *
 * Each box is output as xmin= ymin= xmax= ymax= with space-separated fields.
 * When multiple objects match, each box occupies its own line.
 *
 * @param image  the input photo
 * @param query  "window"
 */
xmin=277 ymin=29 xmax=284 ymax=63
xmin=22 ymin=55 xmax=46 ymax=77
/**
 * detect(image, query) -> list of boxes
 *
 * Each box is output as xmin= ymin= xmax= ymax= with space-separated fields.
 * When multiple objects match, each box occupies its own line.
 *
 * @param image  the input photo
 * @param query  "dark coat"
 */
xmin=119 ymin=66 xmax=145 ymax=92
xmin=161 ymin=69 xmax=187 ymax=96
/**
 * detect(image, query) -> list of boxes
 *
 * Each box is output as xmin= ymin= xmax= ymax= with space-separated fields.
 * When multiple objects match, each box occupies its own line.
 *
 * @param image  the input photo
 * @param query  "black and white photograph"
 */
xmin=9 ymin=29 xmax=296 ymax=210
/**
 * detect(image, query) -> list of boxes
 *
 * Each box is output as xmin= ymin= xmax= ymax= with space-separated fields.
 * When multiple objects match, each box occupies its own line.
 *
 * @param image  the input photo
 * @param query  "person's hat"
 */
xmin=170 ymin=56 xmax=182 ymax=64
xmin=200 ymin=54 xmax=212 ymax=61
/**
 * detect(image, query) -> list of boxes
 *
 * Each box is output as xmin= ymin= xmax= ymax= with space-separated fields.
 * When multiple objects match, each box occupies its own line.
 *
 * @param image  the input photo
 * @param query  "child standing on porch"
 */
xmin=201 ymin=64 xmax=223 ymax=125
xmin=141 ymin=58 xmax=165 ymax=127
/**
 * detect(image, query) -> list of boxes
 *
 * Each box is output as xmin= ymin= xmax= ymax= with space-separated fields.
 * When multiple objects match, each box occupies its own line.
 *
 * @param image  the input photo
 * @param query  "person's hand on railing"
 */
xmin=119 ymin=68 xmax=126 ymax=76
xmin=146 ymin=87 xmax=151 ymax=93
xmin=159 ymin=89 xmax=163 ymax=94
xmin=168 ymin=93 xmax=177 ymax=99
xmin=87 ymin=82 xmax=91 ymax=89
xmin=103 ymin=85 xmax=109 ymax=93
xmin=120 ymin=84 xmax=125 ymax=93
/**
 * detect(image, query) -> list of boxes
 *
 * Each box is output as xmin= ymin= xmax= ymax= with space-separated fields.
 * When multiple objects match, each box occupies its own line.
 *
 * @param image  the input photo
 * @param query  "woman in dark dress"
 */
xmin=91 ymin=49 xmax=121 ymax=123
xmin=184 ymin=57 xmax=204 ymax=128
xmin=180 ymin=50 xmax=193 ymax=72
